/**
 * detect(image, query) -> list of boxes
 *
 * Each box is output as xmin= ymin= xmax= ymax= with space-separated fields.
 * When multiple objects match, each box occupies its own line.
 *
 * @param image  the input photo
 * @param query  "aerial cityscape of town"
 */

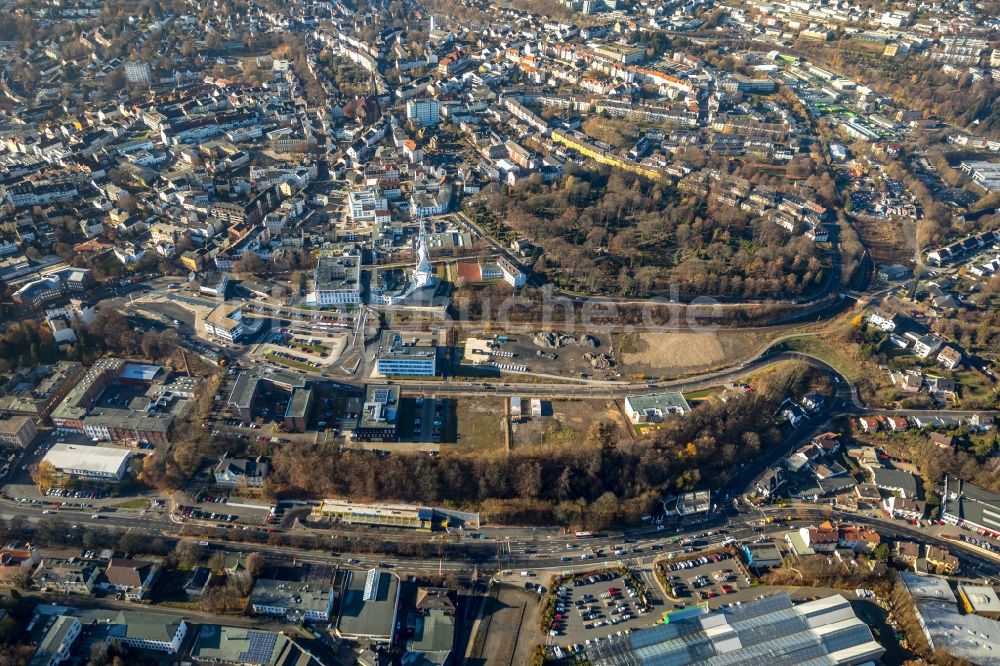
xmin=0 ymin=0 xmax=999 ymax=664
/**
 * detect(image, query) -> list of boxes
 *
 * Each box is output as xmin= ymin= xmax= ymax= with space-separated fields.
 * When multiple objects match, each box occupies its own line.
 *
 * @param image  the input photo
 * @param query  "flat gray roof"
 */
xmin=626 ymin=392 xmax=691 ymax=414
xmin=378 ymin=331 xmax=436 ymax=361
xmin=284 ymin=388 xmax=313 ymax=419
xmin=358 ymin=384 xmax=399 ymax=430
xmin=942 ymin=475 xmax=1000 ymax=534
xmin=908 ymin=590 xmax=1000 ymax=664
xmin=958 ymin=585 xmax=1000 ymax=613
xmin=229 ymin=369 xmax=307 ymax=410
xmin=337 ymin=569 xmax=399 ymax=640
xmin=42 ymin=444 xmax=131 ymax=476
xmin=314 ymin=254 xmax=360 ymax=292
xmin=250 ymin=579 xmax=333 ymax=616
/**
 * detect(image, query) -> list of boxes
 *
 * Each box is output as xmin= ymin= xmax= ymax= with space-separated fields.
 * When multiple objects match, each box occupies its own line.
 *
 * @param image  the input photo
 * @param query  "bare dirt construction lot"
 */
xmin=466 ymin=584 xmax=541 ymax=666
xmin=614 ymin=331 xmax=777 ymax=378
xmin=850 ymin=214 xmax=913 ymax=265
xmin=448 ymin=397 xmax=508 ymax=453
xmin=513 ymin=399 xmax=630 ymax=450
xmin=615 ymin=331 xmax=774 ymax=378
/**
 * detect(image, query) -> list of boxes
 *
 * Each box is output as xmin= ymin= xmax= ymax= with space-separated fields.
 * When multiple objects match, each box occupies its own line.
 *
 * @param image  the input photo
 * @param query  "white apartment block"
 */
xmin=312 ymin=254 xmax=361 ymax=306
xmin=348 ymin=190 xmax=388 ymax=223
xmin=405 ymin=98 xmax=441 ymax=126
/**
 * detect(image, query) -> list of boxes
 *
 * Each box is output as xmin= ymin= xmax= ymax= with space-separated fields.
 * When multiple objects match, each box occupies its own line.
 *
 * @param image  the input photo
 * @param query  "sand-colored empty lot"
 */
xmin=621 ymin=332 xmax=725 ymax=367
xmin=617 ymin=330 xmax=777 ymax=377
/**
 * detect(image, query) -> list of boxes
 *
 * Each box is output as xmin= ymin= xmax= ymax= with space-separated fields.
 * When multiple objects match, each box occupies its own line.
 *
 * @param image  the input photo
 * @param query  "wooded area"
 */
xmin=474 ymin=164 xmax=828 ymax=300
xmin=265 ymin=363 xmax=822 ymax=528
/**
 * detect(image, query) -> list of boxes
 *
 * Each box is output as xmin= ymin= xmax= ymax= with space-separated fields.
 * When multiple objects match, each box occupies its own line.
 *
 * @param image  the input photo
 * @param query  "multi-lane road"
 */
xmin=7 ymin=490 xmax=998 ymax=586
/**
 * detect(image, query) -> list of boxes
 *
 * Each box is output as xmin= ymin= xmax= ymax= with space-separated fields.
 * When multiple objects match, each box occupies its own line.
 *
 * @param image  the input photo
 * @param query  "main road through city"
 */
xmin=4 ymin=491 xmax=999 ymax=584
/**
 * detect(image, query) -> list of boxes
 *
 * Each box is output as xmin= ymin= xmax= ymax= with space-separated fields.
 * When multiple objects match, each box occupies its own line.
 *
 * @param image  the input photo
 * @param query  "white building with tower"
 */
xmin=411 ymin=224 xmax=437 ymax=292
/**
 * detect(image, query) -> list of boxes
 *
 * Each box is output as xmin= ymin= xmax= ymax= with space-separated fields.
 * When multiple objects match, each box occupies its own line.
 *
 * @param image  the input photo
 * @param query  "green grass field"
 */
xmin=778 ymin=335 xmax=867 ymax=381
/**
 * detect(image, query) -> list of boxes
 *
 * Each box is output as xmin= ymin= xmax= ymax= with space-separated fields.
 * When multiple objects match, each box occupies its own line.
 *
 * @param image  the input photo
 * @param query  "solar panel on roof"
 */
xmin=372 ymin=388 xmax=390 ymax=403
xmin=238 ymin=630 xmax=278 ymax=665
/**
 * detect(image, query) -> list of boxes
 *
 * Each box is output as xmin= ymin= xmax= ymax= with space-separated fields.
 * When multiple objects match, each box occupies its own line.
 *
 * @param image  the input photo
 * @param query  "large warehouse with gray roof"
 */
xmin=586 ymin=593 xmax=884 ymax=666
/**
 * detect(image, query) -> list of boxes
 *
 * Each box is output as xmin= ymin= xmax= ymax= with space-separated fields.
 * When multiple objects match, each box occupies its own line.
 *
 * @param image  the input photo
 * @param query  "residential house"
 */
xmin=800 ymin=393 xmax=826 ymax=412
xmin=857 ymin=415 xmax=883 ymax=433
xmin=894 ymin=541 xmax=920 ymax=566
xmin=812 ymin=462 xmax=848 ymax=481
xmin=887 ymin=416 xmax=910 ymax=433
xmin=937 ymin=346 xmax=963 ymax=370
xmin=0 ymin=547 xmax=40 ymax=585
xmin=102 ymin=558 xmax=159 ymax=600
xmin=812 ymin=433 xmax=841 ymax=454
xmin=927 ymin=376 xmax=956 ymax=397
xmin=785 ymin=443 xmax=822 ymax=473
xmin=755 ymin=467 xmax=786 ymax=499
xmin=838 ymin=524 xmax=882 ymax=554
xmin=214 ymin=455 xmax=270 ymax=488
xmin=968 ymin=413 xmax=995 ymax=431
xmin=797 ymin=523 xmax=840 ymax=553
xmin=911 ymin=415 xmax=944 ymax=429
xmin=883 ymin=496 xmax=925 ymax=521
xmin=797 ymin=522 xmax=881 ymax=555
xmin=890 ymin=371 xmax=924 ymax=393
xmin=32 ymin=559 xmax=100 ymax=596
xmin=780 ymin=399 xmax=807 ymax=427
xmin=912 ymin=333 xmax=945 ymax=359
xmin=924 ymin=545 xmax=959 ymax=574
xmin=183 ymin=567 xmax=212 ymax=598
xmin=853 ymin=483 xmax=882 ymax=506
xmin=872 ymin=468 xmax=921 ymax=499
xmin=868 ymin=312 xmax=898 ymax=332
